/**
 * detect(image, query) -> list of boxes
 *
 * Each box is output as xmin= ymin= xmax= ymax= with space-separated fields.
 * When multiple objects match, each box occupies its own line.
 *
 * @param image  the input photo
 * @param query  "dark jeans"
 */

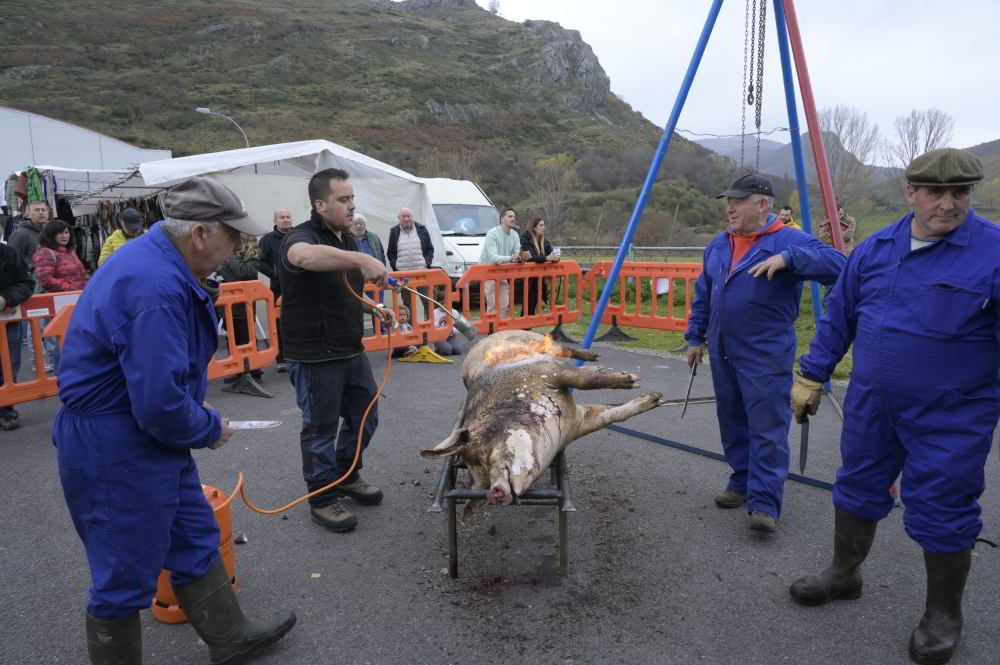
xmin=524 ymin=277 xmax=550 ymax=315
xmin=1 ymin=321 xmax=23 ymax=418
xmin=288 ymin=354 xmax=378 ymax=508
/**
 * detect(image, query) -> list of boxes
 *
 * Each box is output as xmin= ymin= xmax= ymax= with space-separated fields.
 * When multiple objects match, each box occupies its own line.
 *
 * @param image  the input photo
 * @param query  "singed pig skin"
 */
xmin=422 ymin=331 xmax=665 ymax=515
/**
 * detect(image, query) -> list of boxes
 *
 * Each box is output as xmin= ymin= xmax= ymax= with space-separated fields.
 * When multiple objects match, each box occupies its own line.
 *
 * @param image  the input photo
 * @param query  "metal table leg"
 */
xmin=447 ymin=458 xmax=458 ymax=578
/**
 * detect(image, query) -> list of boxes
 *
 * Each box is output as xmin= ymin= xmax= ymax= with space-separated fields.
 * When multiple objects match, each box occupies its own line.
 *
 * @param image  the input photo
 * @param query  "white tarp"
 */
xmin=139 ymin=140 xmax=444 ymax=263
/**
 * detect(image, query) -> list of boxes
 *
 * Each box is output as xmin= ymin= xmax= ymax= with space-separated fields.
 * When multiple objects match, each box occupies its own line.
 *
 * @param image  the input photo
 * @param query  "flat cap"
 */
xmin=160 ymin=176 xmax=269 ymax=236
xmin=905 ymin=148 xmax=983 ymax=187
xmin=717 ymin=173 xmax=775 ymax=199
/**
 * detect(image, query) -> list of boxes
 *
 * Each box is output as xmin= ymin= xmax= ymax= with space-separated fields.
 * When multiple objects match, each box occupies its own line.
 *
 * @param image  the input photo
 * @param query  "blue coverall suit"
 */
xmin=800 ymin=212 xmax=1000 ymax=552
xmin=686 ymin=215 xmax=846 ymax=519
xmin=54 ymin=223 xmax=224 ymax=620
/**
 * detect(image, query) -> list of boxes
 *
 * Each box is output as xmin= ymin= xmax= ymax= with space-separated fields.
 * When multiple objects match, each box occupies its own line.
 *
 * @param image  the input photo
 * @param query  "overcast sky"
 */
xmin=464 ymin=0 xmax=998 ymax=151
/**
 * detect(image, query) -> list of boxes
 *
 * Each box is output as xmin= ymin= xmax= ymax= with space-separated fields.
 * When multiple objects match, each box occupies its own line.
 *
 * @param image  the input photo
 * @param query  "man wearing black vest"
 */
xmin=279 ymin=168 xmax=392 ymax=532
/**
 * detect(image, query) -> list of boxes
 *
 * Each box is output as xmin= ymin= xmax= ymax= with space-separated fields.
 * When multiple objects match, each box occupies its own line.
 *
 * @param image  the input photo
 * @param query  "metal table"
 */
xmin=428 ymin=451 xmax=577 ymax=577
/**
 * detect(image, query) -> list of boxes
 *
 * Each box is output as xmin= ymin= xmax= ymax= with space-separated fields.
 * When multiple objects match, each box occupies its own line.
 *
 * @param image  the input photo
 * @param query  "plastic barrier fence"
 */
xmin=41 ymin=282 xmax=279 ymax=386
xmin=362 ymin=269 xmax=453 ymax=352
xmin=584 ymin=261 xmax=702 ymax=332
xmin=455 ymin=261 xmax=583 ymax=334
xmin=0 ymin=291 xmax=82 ymax=406
xmin=207 ymin=281 xmax=279 ymax=381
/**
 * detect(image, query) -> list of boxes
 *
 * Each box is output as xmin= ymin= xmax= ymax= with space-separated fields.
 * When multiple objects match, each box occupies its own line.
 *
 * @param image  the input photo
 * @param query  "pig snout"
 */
xmin=487 ymin=470 xmax=515 ymax=506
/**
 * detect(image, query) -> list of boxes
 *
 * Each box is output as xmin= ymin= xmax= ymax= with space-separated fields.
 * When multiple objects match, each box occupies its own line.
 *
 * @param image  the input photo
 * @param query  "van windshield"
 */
xmin=434 ymin=204 xmax=499 ymax=236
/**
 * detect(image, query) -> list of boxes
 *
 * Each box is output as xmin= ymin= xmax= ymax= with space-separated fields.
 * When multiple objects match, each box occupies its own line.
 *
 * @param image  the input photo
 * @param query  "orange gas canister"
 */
xmin=151 ymin=483 xmax=240 ymax=624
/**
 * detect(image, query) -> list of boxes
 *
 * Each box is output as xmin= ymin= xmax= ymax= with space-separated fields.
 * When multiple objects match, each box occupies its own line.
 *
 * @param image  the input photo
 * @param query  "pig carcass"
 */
xmin=421 ymin=330 xmax=665 ymax=513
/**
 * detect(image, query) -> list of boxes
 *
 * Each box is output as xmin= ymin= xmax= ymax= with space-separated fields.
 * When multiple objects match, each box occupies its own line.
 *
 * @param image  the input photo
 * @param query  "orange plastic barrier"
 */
xmin=44 ymin=282 xmax=278 ymax=383
xmin=455 ymin=261 xmax=583 ymax=334
xmin=0 ymin=291 xmax=82 ymax=406
xmin=208 ymin=281 xmax=279 ymax=381
xmin=362 ymin=269 xmax=453 ymax=352
xmin=584 ymin=261 xmax=702 ymax=332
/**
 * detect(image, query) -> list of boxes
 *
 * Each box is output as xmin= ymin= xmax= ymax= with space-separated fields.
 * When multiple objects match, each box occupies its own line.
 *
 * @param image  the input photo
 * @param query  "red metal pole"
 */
xmin=780 ymin=0 xmax=844 ymax=253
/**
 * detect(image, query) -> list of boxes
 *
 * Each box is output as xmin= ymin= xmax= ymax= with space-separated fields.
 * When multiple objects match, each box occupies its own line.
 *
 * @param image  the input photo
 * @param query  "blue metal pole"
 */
xmin=772 ymin=0 xmax=823 ymax=327
xmin=578 ymin=0 xmax=725 ymax=359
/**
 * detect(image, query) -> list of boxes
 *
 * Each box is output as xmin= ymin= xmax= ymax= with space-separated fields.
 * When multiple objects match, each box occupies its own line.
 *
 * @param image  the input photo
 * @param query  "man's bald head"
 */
xmin=273 ymin=209 xmax=293 ymax=233
xmin=398 ymin=208 xmax=414 ymax=231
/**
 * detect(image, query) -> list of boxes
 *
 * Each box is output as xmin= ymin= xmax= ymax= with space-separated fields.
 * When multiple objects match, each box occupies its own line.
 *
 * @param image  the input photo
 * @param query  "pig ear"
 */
xmin=420 ymin=429 xmax=470 ymax=459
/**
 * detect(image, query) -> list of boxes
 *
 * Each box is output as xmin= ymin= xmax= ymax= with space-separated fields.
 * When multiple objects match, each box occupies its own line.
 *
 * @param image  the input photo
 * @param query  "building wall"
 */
xmin=0 ymin=106 xmax=170 ymax=180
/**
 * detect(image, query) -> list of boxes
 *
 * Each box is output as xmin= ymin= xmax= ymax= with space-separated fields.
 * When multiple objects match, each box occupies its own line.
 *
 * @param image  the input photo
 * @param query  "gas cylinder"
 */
xmin=151 ymin=484 xmax=239 ymax=624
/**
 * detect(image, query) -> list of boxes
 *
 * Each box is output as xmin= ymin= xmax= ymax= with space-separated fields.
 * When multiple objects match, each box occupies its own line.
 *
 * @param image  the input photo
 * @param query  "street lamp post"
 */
xmin=194 ymin=107 xmax=250 ymax=148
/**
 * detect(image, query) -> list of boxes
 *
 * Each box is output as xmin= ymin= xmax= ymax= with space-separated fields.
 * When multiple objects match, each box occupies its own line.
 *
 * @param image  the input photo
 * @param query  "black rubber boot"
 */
xmin=790 ymin=508 xmax=877 ymax=606
xmin=174 ymin=558 xmax=296 ymax=665
xmin=86 ymin=612 xmax=141 ymax=665
xmin=908 ymin=550 xmax=971 ymax=665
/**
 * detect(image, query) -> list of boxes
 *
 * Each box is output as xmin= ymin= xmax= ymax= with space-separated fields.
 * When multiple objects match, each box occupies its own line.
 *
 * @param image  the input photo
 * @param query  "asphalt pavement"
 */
xmin=2 ymin=340 xmax=998 ymax=665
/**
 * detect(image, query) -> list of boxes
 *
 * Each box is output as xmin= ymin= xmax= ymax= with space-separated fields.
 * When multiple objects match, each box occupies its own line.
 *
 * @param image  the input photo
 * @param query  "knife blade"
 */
xmin=681 ymin=363 xmax=698 ymax=419
xmin=229 ymin=420 xmax=282 ymax=430
xmin=799 ymin=416 xmax=810 ymax=474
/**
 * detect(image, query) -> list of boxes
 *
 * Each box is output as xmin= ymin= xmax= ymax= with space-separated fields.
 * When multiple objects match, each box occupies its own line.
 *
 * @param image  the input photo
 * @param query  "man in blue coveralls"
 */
xmin=789 ymin=149 xmax=999 ymax=665
xmin=55 ymin=176 xmax=296 ymax=665
xmin=685 ymin=174 xmax=845 ymax=533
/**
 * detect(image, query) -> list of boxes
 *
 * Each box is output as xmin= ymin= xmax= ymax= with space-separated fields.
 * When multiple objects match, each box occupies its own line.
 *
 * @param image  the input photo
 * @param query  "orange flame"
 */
xmin=482 ymin=335 xmax=563 ymax=368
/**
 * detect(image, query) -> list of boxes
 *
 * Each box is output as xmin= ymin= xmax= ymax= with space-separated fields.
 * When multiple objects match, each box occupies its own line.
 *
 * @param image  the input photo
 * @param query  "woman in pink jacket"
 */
xmin=33 ymin=220 xmax=89 ymax=371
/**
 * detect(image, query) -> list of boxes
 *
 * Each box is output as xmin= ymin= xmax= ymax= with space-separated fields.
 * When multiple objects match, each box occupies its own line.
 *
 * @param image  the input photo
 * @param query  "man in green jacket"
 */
xmin=479 ymin=207 xmax=526 ymax=314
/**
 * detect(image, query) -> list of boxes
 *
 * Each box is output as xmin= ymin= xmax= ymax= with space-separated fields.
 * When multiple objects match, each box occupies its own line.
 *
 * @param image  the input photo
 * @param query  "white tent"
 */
xmin=31 ymin=166 xmax=157 ymax=216
xmin=139 ymin=140 xmax=444 ymax=263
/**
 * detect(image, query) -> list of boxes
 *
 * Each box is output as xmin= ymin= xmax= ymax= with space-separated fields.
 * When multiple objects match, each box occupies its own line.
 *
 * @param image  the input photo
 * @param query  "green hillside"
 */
xmin=1 ymin=0 xmax=740 ymax=241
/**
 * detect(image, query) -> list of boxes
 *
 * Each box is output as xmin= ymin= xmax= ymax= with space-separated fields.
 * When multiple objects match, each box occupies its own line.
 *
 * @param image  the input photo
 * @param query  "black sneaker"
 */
xmin=310 ymin=501 xmax=357 ymax=532
xmin=276 ymin=362 xmax=288 ymax=373
xmin=339 ymin=475 xmax=384 ymax=506
xmin=0 ymin=415 xmax=19 ymax=431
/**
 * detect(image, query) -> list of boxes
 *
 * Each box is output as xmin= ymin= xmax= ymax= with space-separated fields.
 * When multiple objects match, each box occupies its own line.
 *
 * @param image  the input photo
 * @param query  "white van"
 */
xmin=420 ymin=177 xmax=499 ymax=287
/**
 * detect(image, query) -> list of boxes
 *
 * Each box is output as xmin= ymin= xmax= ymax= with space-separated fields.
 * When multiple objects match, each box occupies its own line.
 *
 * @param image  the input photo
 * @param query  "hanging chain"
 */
xmin=753 ymin=0 xmax=767 ymax=170
xmin=740 ymin=0 xmax=751 ymax=170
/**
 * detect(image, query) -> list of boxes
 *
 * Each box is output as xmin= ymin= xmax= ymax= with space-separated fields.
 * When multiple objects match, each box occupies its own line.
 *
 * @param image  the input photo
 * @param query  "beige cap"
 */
xmin=160 ymin=176 xmax=269 ymax=236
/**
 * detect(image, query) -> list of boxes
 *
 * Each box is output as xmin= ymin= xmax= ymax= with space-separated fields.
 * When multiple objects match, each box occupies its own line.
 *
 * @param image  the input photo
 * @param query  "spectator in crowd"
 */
xmin=97 ymin=208 xmax=145 ymax=266
xmin=218 ymin=234 xmax=264 ymax=385
xmin=33 ymin=220 xmax=90 ymax=371
xmin=258 ymin=208 xmax=295 ymax=371
xmin=778 ymin=205 xmax=802 ymax=230
xmin=54 ymin=176 xmax=295 ymax=664
xmin=387 ymin=207 xmax=434 ymax=320
xmin=818 ymin=205 xmax=857 ymax=253
xmin=0 ymin=243 xmax=34 ymax=430
xmin=280 ymin=168 xmax=392 ymax=533
xmin=789 ymin=149 xmax=998 ymax=665
xmin=386 ymin=207 xmax=433 ymax=271
xmin=519 ymin=216 xmax=559 ymax=315
xmin=352 ymin=213 xmax=386 ymax=265
xmin=391 ymin=304 xmax=419 ymax=358
xmin=480 ymin=207 xmax=526 ymax=314
xmin=8 ymin=200 xmax=47 ymax=270
xmin=685 ymin=174 xmax=845 ymax=534
xmin=431 ymin=286 xmax=469 ymax=356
